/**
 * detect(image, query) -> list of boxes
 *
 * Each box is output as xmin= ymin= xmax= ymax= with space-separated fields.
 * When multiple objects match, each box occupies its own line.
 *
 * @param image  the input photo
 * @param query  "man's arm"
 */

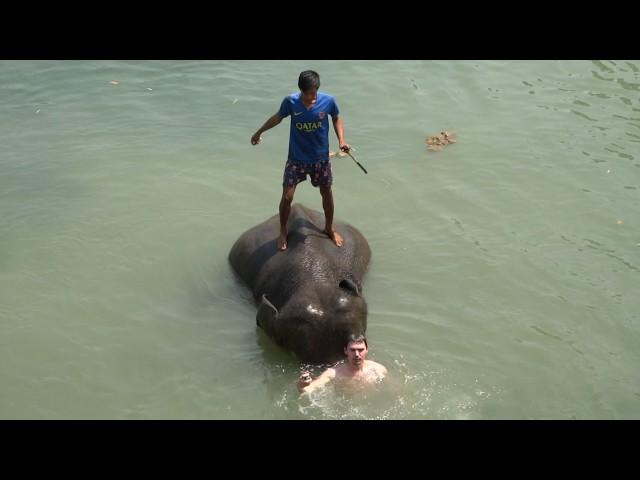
xmin=297 ymin=368 xmax=336 ymax=395
xmin=251 ymin=113 xmax=283 ymax=145
xmin=331 ymin=115 xmax=350 ymax=152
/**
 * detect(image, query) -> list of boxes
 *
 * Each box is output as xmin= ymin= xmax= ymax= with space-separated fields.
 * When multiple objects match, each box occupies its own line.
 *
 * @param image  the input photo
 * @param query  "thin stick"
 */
xmin=345 ymin=150 xmax=368 ymax=174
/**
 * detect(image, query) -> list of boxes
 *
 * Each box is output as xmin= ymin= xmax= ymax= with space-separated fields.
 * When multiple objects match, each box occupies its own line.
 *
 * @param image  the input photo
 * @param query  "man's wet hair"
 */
xmin=298 ymin=70 xmax=320 ymax=92
xmin=346 ymin=333 xmax=368 ymax=349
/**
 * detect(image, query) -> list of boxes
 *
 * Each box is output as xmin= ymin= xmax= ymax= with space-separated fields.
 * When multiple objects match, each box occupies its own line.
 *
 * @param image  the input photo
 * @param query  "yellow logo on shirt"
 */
xmin=296 ymin=121 xmax=322 ymax=132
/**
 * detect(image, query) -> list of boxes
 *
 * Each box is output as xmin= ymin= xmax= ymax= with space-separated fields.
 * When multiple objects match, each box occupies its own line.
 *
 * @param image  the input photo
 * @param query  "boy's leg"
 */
xmin=281 ymin=161 xmax=308 ymax=251
xmin=312 ymin=159 xmax=343 ymax=247
xmin=279 ymin=185 xmax=296 ymax=250
xmin=319 ymin=185 xmax=343 ymax=247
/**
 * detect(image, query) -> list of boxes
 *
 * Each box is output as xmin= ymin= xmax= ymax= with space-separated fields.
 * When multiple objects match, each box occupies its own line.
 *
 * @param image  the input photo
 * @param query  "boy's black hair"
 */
xmin=298 ymin=70 xmax=320 ymax=92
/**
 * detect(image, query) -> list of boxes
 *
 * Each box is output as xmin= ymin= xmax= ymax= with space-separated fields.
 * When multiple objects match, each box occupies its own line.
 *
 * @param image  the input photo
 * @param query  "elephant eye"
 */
xmin=339 ymin=279 xmax=360 ymax=296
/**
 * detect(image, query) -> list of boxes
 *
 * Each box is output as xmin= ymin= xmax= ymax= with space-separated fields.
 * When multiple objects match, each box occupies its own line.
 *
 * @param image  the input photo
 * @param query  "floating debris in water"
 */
xmin=617 ymin=220 xmax=624 ymax=225
xmin=232 ymin=98 xmax=239 ymax=104
xmin=35 ymin=109 xmax=40 ymax=114
xmin=607 ymin=169 xmax=611 ymax=173
xmin=109 ymin=80 xmax=120 ymax=85
xmin=426 ymin=131 xmax=457 ymax=151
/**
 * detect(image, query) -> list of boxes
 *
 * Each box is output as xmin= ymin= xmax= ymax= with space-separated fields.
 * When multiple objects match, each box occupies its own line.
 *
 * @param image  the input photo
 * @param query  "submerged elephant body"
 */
xmin=228 ymin=204 xmax=371 ymax=363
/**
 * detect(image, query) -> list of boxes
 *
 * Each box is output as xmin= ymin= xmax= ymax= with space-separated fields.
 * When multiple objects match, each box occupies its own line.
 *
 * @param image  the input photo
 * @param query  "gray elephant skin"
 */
xmin=228 ymin=204 xmax=371 ymax=363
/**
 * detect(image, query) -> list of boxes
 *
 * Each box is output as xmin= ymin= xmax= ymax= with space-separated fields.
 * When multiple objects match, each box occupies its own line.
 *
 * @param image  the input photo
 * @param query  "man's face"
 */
xmin=344 ymin=340 xmax=367 ymax=367
xmin=301 ymin=87 xmax=318 ymax=106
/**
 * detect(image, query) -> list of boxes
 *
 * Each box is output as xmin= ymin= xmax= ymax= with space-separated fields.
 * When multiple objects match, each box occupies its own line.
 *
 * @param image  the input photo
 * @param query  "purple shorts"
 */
xmin=282 ymin=159 xmax=333 ymax=188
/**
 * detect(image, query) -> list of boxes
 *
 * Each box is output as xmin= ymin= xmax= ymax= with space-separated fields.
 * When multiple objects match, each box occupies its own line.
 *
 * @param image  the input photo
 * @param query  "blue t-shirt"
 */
xmin=278 ymin=91 xmax=340 ymax=164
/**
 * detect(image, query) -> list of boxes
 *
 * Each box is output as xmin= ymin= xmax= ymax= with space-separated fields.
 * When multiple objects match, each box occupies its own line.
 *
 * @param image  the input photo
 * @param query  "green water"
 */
xmin=1 ymin=60 xmax=638 ymax=419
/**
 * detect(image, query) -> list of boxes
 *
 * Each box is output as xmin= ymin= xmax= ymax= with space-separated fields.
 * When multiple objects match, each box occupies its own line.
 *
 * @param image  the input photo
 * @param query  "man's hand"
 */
xmin=297 ymin=372 xmax=312 ymax=393
xmin=339 ymin=143 xmax=351 ymax=153
xmin=251 ymin=132 xmax=263 ymax=145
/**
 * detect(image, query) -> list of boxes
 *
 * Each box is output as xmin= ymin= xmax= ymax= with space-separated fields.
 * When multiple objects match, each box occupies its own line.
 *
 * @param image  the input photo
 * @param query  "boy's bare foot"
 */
xmin=324 ymin=228 xmax=343 ymax=247
xmin=277 ymin=233 xmax=288 ymax=251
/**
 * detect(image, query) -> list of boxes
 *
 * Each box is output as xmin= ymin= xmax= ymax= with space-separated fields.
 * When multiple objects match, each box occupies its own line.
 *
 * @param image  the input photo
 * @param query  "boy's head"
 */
xmin=298 ymin=70 xmax=320 ymax=92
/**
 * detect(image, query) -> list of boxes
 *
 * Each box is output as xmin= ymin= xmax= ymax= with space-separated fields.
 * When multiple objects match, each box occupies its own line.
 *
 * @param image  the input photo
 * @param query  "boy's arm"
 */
xmin=331 ymin=115 xmax=350 ymax=152
xmin=251 ymin=113 xmax=283 ymax=145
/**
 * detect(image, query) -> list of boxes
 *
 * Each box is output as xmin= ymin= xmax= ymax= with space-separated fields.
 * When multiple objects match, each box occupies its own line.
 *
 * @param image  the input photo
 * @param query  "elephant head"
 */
xmin=256 ymin=278 xmax=367 ymax=363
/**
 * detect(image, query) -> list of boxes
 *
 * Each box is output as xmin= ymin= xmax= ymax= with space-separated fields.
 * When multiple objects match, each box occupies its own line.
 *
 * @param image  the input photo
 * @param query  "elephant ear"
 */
xmin=257 ymin=294 xmax=278 ymax=329
xmin=339 ymin=278 xmax=361 ymax=296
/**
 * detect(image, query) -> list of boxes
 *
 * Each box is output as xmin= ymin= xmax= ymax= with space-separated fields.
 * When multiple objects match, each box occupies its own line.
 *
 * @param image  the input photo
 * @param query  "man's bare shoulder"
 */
xmin=324 ymin=366 xmax=338 ymax=378
xmin=366 ymin=360 xmax=388 ymax=376
xmin=332 ymin=362 xmax=349 ymax=376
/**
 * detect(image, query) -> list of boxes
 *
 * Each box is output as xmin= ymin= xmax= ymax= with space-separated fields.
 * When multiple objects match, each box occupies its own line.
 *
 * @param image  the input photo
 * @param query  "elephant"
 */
xmin=228 ymin=204 xmax=371 ymax=363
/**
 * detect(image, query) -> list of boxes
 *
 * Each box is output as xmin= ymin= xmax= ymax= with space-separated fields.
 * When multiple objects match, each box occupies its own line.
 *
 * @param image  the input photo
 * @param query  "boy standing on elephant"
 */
xmin=250 ymin=70 xmax=351 ymax=251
